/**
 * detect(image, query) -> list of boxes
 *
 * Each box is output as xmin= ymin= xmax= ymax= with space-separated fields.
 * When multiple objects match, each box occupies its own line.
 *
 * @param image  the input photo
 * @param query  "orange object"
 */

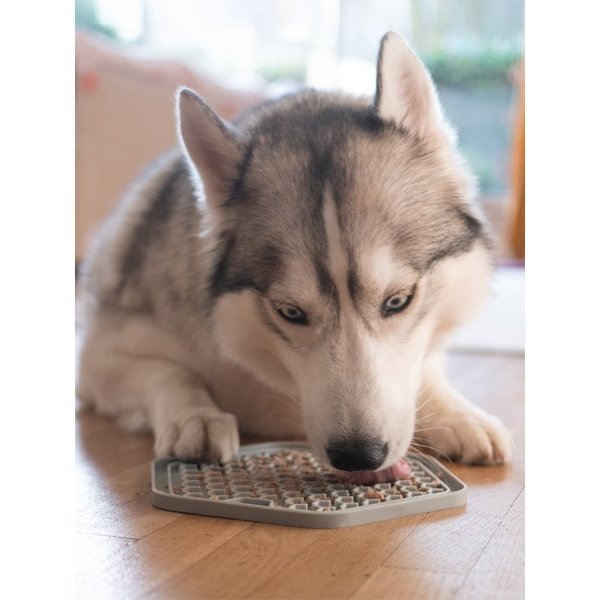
xmin=508 ymin=60 xmax=525 ymax=259
xmin=81 ymin=72 xmax=99 ymax=93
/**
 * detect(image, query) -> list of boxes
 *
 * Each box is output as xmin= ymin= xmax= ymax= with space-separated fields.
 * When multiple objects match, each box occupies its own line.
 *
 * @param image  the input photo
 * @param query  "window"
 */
xmin=76 ymin=0 xmax=523 ymax=200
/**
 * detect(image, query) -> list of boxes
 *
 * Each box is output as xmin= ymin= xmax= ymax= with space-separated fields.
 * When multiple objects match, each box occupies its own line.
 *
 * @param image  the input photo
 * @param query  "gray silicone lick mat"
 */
xmin=151 ymin=442 xmax=467 ymax=528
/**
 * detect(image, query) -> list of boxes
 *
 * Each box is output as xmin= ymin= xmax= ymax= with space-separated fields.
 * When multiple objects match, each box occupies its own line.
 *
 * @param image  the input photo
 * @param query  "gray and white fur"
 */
xmin=77 ymin=32 xmax=511 ymax=470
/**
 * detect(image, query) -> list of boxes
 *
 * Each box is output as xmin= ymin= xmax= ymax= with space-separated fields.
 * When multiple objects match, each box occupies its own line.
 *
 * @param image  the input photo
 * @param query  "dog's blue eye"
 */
xmin=277 ymin=304 xmax=308 ymax=325
xmin=382 ymin=293 xmax=412 ymax=317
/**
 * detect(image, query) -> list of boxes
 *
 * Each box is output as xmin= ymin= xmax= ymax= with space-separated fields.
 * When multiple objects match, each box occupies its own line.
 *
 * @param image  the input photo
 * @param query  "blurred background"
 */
xmin=75 ymin=0 xmax=524 ymax=352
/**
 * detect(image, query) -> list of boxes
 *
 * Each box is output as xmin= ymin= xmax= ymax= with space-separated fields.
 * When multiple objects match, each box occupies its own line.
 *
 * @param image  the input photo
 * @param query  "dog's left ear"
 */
xmin=375 ymin=32 xmax=454 ymax=143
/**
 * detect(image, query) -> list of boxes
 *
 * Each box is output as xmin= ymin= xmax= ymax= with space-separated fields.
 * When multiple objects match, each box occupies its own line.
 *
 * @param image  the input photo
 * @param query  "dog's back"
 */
xmin=79 ymin=150 xmax=203 ymax=335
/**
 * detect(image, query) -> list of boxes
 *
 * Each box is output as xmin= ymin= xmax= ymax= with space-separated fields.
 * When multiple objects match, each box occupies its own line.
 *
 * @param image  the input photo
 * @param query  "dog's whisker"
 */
xmin=414 ymin=425 xmax=451 ymax=434
xmin=406 ymin=445 xmax=434 ymax=462
xmin=414 ymin=410 xmax=440 ymax=425
xmin=409 ymin=438 xmax=454 ymax=463
xmin=415 ymin=392 xmax=437 ymax=413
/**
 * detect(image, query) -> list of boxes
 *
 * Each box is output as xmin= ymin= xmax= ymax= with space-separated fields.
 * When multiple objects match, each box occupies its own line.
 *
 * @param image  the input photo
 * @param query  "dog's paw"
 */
xmin=154 ymin=408 xmax=240 ymax=463
xmin=416 ymin=405 xmax=512 ymax=465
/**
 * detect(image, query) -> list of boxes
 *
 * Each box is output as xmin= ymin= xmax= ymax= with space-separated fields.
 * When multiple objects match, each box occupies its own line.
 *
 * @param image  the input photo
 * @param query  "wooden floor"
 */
xmin=75 ymin=351 xmax=524 ymax=600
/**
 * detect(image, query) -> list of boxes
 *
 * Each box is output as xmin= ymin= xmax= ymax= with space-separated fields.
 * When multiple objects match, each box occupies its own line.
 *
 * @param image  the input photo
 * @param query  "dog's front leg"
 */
xmin=415 ymin=352 xmax=512 ymax=465
xmin=142 ymin=359 xmax=240 ymax=462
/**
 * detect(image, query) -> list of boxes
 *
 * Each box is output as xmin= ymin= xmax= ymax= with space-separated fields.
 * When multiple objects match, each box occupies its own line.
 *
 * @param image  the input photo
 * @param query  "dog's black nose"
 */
xmin=326 ymin=438 xmax=388 ymax=471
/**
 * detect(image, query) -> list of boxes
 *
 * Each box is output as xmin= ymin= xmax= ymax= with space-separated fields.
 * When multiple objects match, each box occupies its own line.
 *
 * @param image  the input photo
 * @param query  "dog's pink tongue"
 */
xmin=343 ymin=459 xmax=411 ymax=485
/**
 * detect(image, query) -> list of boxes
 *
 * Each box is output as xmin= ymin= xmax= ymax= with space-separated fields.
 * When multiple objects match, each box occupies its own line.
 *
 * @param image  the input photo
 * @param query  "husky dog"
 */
xmin=77 ymin=32 xmax=511 ymax=472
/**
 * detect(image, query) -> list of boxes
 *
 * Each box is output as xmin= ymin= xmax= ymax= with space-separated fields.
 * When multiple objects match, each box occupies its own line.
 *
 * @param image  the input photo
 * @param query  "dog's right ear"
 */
xmin=177 ymin=87 xmax=244 ymax=208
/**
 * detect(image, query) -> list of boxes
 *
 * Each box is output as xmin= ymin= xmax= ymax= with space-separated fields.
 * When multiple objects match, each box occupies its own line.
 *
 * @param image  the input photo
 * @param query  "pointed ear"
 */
xmin=176 ymin=87 xmax=244 ymax=206
xmin=374 ymin=32 xmax=454 ymax=143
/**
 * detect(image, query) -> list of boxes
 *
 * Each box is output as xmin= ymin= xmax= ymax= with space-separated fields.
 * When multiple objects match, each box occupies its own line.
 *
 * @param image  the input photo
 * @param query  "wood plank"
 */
xmin=75 ymin=411 xmax=162 ymax=535
xmin=75 ymin=457 xmax=154 ymax=525
xmin=353 ymin=565 xmax=464 ymax=600
xmin=245 ymin=516 xmax=425 ymax=599
xmin=383 ymin=510 xmax=501 ymax=575
xmin=450 ymin=463 xmax=523 ymax=519
xmin=76 ymin=515 xmax=250 ymax=598
xmin=76 ymin=491 xmax=180 ymax=538
xmin=131 ymin=516 xmax=251 ymax=595
xmin=147 ymin=522 xmax=327 ymax=599
xmin=457 ymin=491 xmax=524 ymax=599
xmin=76 ymin=533 xmax=137 ymax=600
xmin=76 ymin=410 xmax=154 ymax=477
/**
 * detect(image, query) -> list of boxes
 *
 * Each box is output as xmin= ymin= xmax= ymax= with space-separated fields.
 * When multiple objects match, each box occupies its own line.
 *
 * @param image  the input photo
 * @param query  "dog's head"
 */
xmin=177 ymin=32 xmax=492 ymax=471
